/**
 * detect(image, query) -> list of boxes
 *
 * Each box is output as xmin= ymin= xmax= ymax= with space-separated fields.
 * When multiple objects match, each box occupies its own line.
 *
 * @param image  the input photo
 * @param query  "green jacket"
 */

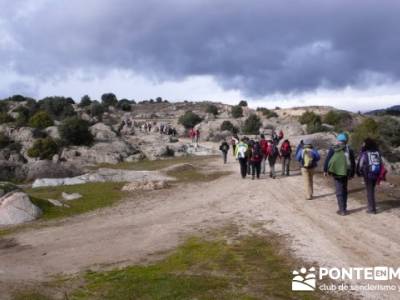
xmin=327 ymin=145 xmax=348 ymax=177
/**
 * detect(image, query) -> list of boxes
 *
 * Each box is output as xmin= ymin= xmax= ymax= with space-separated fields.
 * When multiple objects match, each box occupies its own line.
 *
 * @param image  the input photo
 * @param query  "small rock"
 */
xmin=47 ymin=199 xmax=63 ymax=207
xmin=62 ymin=192 xmax=82 ymax=201
xmin=0 ymin=192 xmax=42 ymax=225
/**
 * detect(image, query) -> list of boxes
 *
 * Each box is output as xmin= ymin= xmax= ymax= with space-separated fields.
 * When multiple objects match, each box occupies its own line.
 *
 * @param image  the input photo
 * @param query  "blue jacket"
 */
xmin=295 ymin=146 xmax=320 ymax=168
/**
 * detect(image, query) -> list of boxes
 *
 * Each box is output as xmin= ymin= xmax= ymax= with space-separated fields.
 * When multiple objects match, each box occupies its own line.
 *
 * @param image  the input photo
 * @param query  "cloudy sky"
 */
xmin=1 ymin=0 xmax=400 ymax=111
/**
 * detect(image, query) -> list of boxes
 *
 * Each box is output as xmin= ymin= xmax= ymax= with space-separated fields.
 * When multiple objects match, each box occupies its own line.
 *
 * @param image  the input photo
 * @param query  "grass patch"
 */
xmin=25 ymin=182 xmax=126 ymax=221
xmin=12 ymin=230 xmax=345 ymax=300
xmin=167 ymin=168 xmax=231 ymax=184
xmin=94 ymin=155 xmax=218 ymax=171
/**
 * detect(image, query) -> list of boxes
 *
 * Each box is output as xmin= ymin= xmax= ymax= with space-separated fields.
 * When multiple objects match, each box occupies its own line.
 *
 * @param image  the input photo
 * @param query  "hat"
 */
xmin=336 ymin=133 xmax=348 ymax=143
xmin=303 ymin=139 xmax=313 ymax=145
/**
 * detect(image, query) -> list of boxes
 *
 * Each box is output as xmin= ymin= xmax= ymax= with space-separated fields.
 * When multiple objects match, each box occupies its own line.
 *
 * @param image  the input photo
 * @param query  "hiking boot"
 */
xmin=336 ymin=210 xmax=347 ymax=216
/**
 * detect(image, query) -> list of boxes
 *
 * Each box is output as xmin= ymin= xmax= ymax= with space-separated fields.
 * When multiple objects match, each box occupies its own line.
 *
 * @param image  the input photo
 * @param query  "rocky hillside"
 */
xmin=0 ymin=95 xmax=399 ymax=182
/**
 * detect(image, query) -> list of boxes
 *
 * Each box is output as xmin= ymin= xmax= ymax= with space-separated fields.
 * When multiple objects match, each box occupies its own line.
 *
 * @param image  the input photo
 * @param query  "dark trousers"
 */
xmin=222 ymin=151 xmax=228 ymax=164
xmin=247 ymin=160 xmax=251 ymax=175
xmin=282 ymin=156 xmax=290 ymax=176
xmin=238 ymin=158 xmax=247 ymax=178
xmin=232 ymin=145 xmax=236 ymax=156
xmin=365 ymin=178 xmax=377 ymax=212
xmin=251 ymin=161 xmax=261 ymax=179
xmin=334 ymin=177 xmax=348 ymax=212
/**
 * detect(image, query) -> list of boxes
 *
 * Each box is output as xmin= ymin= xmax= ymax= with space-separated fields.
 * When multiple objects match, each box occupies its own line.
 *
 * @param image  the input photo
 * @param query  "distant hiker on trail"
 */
xmin=259 ymin=134 xmax=268 ymax=174
xmin=271 ymin=129 xmax=283 ymax=145
xmin=296 ymin=139 xmax=320 ymax=200
xmin=235 ymin=138 xmax=249 ymax=179
xmin=265 ymin=139 xmax=279 ymax=178
xmin=280 ymin=139 xmax=292 ymax=176
xmin=246 ymin=138 xmax=253 ymax=175
xmin=356 ymin=138 xmax=386 ymax=214
xmin=250 ymin=140 xmax=263 ymax=179
xmin=324 ymin=133 xmax=356 ymax=216
xmin=190 ymin=128 xmax=195 ymax=143
xmin=195 ymin=129 xmax=200 ymax=144
xmin=219 ymin=140 xmax=230 ymax=164
xmin=231 ymin=135 xmax=239 ymax=157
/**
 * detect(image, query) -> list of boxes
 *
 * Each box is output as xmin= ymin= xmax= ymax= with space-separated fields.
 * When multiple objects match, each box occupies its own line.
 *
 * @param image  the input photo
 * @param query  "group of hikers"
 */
xmin=117 ymin=118 xmax=178 ymax=136
xmin=220 ymin=131 xmax=386 ymax=216
xmin=189 ymin=128 xmax=201 ymax=144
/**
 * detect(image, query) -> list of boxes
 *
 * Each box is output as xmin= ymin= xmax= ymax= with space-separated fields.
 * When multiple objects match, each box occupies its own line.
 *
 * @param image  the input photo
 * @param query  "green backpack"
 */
xmin=328 ymin=149 xmax=348 ymax=176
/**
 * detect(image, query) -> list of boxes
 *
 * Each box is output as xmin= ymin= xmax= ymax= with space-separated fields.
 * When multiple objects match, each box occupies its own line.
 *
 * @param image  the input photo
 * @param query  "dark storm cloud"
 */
xmin=2 ymin=0 xmax=400 ymax=96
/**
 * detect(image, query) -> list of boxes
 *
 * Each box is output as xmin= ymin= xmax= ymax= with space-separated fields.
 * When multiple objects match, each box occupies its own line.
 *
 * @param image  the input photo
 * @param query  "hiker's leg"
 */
xmin=286 ymin=158 xmax=291 ymax=175
xmin=335 ymin=178 xmax=345 ymax=212
xmin=223 ymin=152 xmax=227 ymax=164
xmin=261 ymin=157 xmax=266 ymax=174
xmin=256 ymin=161 xmax=261 ymax=178
xmin=366 ymin=179 xmax=377 ymax=212
xmin=281 ymin=158 xmax=286 ymax=176
xmin=251 ymin=162 xmax=256 ymax=178
xmin=240 ymin=158 xmax=246 ymax=178
xmin=343 ymin=177 xmax=348 ymax=211
xmin=271 ymin=163 xmax=275 ymax=178
xmin=302 ymin=168 xmax=310 ymax=199
xmin=247 ymin=160 xmax=251 ymax=175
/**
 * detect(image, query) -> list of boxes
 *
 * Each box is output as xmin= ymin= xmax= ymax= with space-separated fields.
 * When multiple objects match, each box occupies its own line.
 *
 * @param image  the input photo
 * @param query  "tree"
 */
xmin=79 ymin=95 xmax=92 ymax=107
xmin=156 ymin=97 xmax=163 ymax=103
xmin=0 ymin=112 xmax=15 ymax=124
xmin=323 ymin=110 xmax=353 ymax=131
xmin=220 ymin=120 xmax=238 ymax=133
xmin=299 ymin=111 xmax=327 ymax=134
xmin=178 ymin=111 xmax=202 ymax=129
xmin=350 ymin=118 xmax=379 ymax=150
xmin=59 ymin=117 xmax=94 ymax=146
xmin=231 ymin=105 xmax=243 ymax=118
xmin=117 ymin=99 xmax=132 ymax=111
xmin=101 ymin=93 xmax=118 ymax=107
xmin=29 ymin=111 xmax=54 ymax=129
xmin=90 ymin=102 xmax=105 ymax=118
xmin=256 ymin=107 xmax=278 ymax=118
xmin=242 ymin=114 xmax=262 ymax=134
xmin=238 ymin=100 xmax=248 ymax=107
xmin=38 ymin=96 xmax=76 ymax=120
xmin=205 ymin=104 xmax=219 ymax=115
xmin=378 ymin=116 xmax=400 ymax=147
xmin=27 ymin=137 xmax=59 ymax=160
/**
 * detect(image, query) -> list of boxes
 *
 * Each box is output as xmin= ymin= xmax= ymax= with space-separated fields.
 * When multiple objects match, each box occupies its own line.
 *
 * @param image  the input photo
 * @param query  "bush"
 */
xmin=378 ymin=116 xmax=400 ymax=148
xmin=90 ymin=102 xmax=106 ymax=118
xmin=29 ymin=111 xmax=54 ymax=129
xmin=27 ymin=137 xmax=59 ymax=160
xmin=38 ymin=97 xmax=76 ymax=120
xmin=15 ymin=106 xmax=31 ymax=127
xmin=231 ymin=106 xmax=243 ymax=118
xmin=220 ymin=120 xmax=238 ymax=134
xmin=0 ymin=133 xmax=11 ymax=149
xmin=323 ymin=110 xmax=353 ymax=131
xmin=350 ymin=118 xmax=379 ymax=151
xmin=101 ymin=93 xmax=118 ymax=107
xmin=242 ymin=114 xmax=262 ymax=135
xmin=59 ymin=117 xmax=94 ymax=146
xmin=117 ymin=99 xmax=132 ymax=111
xmin=178 ymin=111 xmax=202 ymax=129
xmin=299 ymin=111 xmax=327 ymax=134
xmin=0 ymin=112 xmax=15 ymax=124
xmin=238 ymin=100 xmax=248 ymax=107
xmin=205 ymin=104 xmax=219 ymax=115
xmin=256 ymin=107 xmax=278 ymax=118
xmin=79 ymin=95 xmax=92 ymax=107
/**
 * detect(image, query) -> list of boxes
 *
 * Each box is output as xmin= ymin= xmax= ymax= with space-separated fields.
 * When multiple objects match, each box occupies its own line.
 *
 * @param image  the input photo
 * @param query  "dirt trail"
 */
xmin=1 ymin=155 xmax=400 ymax=299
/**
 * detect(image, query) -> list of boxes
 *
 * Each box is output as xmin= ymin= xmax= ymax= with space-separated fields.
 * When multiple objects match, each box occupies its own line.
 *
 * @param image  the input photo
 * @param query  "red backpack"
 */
xmin=280 ymin=141 xmax=291 ymax=157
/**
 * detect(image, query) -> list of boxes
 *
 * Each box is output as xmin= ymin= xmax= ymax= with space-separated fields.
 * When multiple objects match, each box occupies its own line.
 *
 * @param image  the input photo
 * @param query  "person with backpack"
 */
xmin=235 ymin=138 xmax=249 ymax=179
xmin=259 ymin=134 xmax=268 ymax=174
xmin=219 ymin=139 xmax=230 ymax=164
xmin=231 ymin=134 xmax=239 ymax=157
xmin=356 ymin=138 xmax=384 ymax=214
xmin=324 ymin=133 xmax=356 ymax=216
xmin=296 ymin=139 xmax=320 ymax=200
xmin=265 ymin=139 xmax=279 ymax=178
xmin=250 ymin=140 xmax=263 ymax=179
xmin=280 ymin=139 xmax=292 ymax=176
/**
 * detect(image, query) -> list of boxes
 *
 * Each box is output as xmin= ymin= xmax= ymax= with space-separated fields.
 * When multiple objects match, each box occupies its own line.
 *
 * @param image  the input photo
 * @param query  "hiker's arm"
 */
xmin=323 ymin=148 xmax=333 ymax=173
xmin=349 ymin=149 xmax=356 ymax=178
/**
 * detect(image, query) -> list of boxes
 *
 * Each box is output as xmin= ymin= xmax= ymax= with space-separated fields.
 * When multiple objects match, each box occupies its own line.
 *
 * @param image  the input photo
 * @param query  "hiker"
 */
xmin=219 ymin=140 xmax=230 ymax=164
xmin=235 ymin=138 xmax=249 ymax=178
xmin=271 ymin=129 xmax=283 ymax=145
xmin=280 ymin=139 xmax=292 ymax=176
xmin=246 ymin=138 xmax=253 ymax=175
xmin=189 ymin=128 xmax=195 ymax=143
xmin=356 ymin=138 xmax=385 ymax=214
xmin=324 ymin=133 xmax=356 ymax=216
xmin=259 ymin=134 xmax=268 ymax=174
xmin=295 ymin=139 xmax=320 ymax=200
xmin=250 ymin=140 xmax=263 ymax=179
xmin=265 ymin=139 xmax=279 ymax=178
xmin=195 ymin=129 xmax=200 ymax=143
xmin=231 ymin=134 xmax=239 ymax=157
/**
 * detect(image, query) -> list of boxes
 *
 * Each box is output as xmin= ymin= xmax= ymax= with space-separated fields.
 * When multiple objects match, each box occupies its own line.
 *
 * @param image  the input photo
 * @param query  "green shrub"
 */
xmin=0 ymin=112 xmax=15 ymax=124
xmin=15 ymin=106 xmax=31 ymax=127
xmin=117 ymin=99 xmax=132 ymax=111
xmin=378 ymin=116 xmax=400 ymax=148
xmin=205 ymin=104 xmax=219 ymax=115
xmin=178 ymin=111 xmax=202 ymax=129
xmin=101 ymin=93 xmax=118 ymax=107
xmin=323 ymin=110 xmax=353 ymax=131
xmin=238 ymin=100 xmax=248 ymax=107
xmin=257 ymin=107 xmax=278 ymax=118
xmin=350 ymin=118 xmax=379 ymax=150
xmin=220 ymin=120 xmax=238 ymax=133
xmin=27 ymin=137 xmax=59 ymax=160
xmin=29 ymin=111 xmax=54 ymax=129
xmin=242 ymin=114 xmax=261 ymax=134
xmin=0 ymin=133 xmax=11 ymax=149
xmin=90 ymin=102 xmax=106 ymax=118
xmin=231 ymin=106 xmax=243 ymax=118
xmin=299 ymin=111 xmax=327 ymax=134
xmin=79 ymin=95 xmax=92 ymax=107
xmin=59 ymin=117 xmax=94 ymax=146
xmin=38 ymin=97 xmax=76 ymax=120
